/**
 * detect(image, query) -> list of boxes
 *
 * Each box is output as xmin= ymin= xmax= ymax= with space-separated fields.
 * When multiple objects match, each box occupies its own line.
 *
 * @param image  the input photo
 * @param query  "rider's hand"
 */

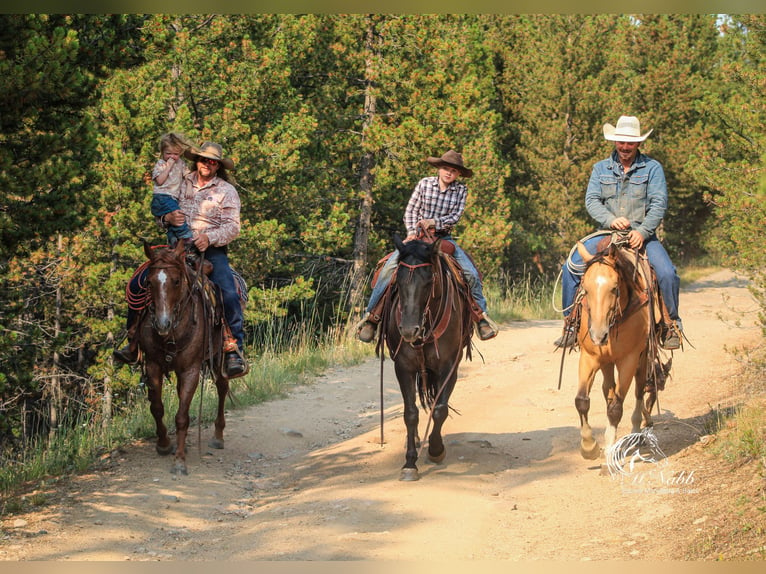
xmin=165 ymin=210 xmax=185 ymax=226
xmin=418 ymin=219 xmax=436 ymax=230
xmin=194 ymin=233 xmax=211 ymax=251
xmin=627 ymin=230 xmax=645 ymax=249
xmin=610 ymin=217 xmax=631 ymax=230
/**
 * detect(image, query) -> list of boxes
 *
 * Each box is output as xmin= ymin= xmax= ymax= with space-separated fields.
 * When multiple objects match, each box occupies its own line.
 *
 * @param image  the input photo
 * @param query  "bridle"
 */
xmin=395 ymin=256 xmax=455 ymax=351
xmin=148 ymin=257 xmax=196 ymax=336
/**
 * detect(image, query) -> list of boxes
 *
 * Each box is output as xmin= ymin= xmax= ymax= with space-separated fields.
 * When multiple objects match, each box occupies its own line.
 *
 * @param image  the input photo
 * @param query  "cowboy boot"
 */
xmin=225 ymin=348 xmax=249 ymax=379
xmin=113 ymin=322 xmax=139 ymax=366
xmin=356 ymin=315 xmax=379 ymax=343
xmin=222 ymin=322 xmax=248 ymax=378
xmin=475 ymin=312 xmax=499 ymax=341
xmin=554 ymin=326 xmax=577 ymax=348
xmin=357 ymin=298 xmax=386 ymax=343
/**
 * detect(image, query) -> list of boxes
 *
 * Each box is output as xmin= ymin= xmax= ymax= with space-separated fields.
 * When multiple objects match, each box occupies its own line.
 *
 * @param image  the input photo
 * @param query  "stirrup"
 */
xmin=554 ymin=328 xmax=577 ymax=348
xmin=476 ymin=313 xmax=498 ymax=341
xmin=357 ymin=318 xmax=378 ymax=343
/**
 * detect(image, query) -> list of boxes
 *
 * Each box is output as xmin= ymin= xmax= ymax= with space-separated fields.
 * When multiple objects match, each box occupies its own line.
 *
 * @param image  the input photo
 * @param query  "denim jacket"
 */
xmin=585 ymin=150 xmax=667 ymax=239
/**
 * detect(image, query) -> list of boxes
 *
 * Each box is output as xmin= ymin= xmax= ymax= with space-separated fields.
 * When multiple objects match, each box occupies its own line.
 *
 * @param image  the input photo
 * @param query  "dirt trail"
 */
xmin=1 ymin=269 xmax=762 ymax=561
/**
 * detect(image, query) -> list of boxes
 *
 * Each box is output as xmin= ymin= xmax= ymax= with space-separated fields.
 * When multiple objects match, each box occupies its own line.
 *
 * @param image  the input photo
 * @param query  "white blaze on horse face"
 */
xmin=595 ymin=275 xmax=610 ymax=288
xmin=157 ymin=269 xmax=168 ymax=288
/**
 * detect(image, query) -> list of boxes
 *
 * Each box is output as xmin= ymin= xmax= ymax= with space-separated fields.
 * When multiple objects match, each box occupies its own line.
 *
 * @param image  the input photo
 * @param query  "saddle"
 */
xmin=561 ymin=233 xmax=674 ymax=394
xmin=125 ymin=244 xmax=246 ymax=356
xmin=368 ymin=232 xmax=483 ymax=326
xmin=562 ymin=233 xmax=675 ymax=389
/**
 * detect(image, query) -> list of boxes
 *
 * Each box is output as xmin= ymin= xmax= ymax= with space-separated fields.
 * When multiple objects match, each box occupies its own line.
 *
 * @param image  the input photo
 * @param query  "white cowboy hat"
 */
xmin=603 ymin=116 xmax=653 ymax=142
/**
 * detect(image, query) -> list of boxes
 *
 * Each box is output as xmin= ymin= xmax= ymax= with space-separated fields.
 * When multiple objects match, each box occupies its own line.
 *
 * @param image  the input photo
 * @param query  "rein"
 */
xmin=149 ymin=259 xmax=197 ymax=337
xmin=397 ymin=254 xmax=465 ymax=456
xmin=147 ymin=250 xmax=215 ymax=455
xmin=395 ymin=257 xmax=456 ymax=350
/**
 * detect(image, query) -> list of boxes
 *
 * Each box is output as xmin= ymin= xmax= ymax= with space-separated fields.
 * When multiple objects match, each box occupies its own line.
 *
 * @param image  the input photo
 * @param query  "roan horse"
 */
xmin=571 ymin=240 xmax=659 ymax=461
xmin=377 ymin=234 xmax=474 ymax=481
xmin=136 ymin=241 xmax=230 ymax=475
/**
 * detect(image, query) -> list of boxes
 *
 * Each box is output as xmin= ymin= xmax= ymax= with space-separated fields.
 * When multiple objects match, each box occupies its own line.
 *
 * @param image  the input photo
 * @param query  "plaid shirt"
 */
xmin=178 ymin=172 xmax=241 ymax=247
xmin=404 ymin=176 xmax=468 ymax=236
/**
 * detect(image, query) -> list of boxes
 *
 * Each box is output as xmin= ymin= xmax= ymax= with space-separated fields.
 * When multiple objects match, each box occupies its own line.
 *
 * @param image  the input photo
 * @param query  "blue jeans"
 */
xmin=127 ymin=246 xmax=245 ymax=350
xmin=561 ymin=235 xmax=680 ymax=325
xmin=151 ymin=194 xmax=193 ymax=242
xmin=365 ymin=239 xmax=488 ymax=315
xmin=204 ymin=247 xmax=245 ymax=351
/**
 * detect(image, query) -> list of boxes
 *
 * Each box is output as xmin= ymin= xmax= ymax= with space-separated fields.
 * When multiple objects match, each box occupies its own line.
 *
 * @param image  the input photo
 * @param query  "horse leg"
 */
xmin=397 ymin=367 xmax=420 ymax=481
xmin=171 ymin=369 xmax=200 ymax=475
xmin=633 ymin=353 xmax=653 ymax=432
xmin=601 ymin=363 xmax=620 ymax=449
xmin=145 ymin=365 xmax=172 ymax=456
xmin=605 ymin=355 xmax=640 ymax=451
xmin=427 ymin=402 xmax=448 ymax=464
xmin=427 ymin=371 xmax=457 ymax=464
xmin=208 ymin=373 xmax=229 ymax=450
xmin=576 ymin=355 xmax=600 ymax=460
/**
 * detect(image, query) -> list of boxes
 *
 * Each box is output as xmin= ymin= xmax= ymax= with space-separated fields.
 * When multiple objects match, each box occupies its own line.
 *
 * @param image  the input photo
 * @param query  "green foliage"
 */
xmin=689 ymin=15 xmax=766 ymax=333
xmin=0 ymin=14 xmax=764 ymax=478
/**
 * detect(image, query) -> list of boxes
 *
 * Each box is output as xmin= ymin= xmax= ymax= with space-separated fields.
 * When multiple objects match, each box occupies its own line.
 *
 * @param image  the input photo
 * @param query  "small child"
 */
xmin=151 ymin=132 xmax=193 ymax=245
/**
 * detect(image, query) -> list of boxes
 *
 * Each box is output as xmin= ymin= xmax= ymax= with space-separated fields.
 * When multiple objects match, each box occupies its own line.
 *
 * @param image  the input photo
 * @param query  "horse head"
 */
xmin=393 ymin=234 xmax=442 ymax=343
xmin=144 ymin=241 xmax=189 ymax=337
xmin=577 ymin=241 xmax=622 ymax=346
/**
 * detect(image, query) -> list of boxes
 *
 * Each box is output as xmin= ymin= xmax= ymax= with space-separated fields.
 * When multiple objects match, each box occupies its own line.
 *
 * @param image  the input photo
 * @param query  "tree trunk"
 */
xmin=49 ymin=234 xmax=64 ymax=442
xmin=347 ymin=16 xmax=379 ymax=325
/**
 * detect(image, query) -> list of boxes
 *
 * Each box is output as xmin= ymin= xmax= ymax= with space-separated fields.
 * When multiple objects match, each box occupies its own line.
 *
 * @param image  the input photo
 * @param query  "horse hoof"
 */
xmin=580 ymin=442 xmax=601 ymax=460
xmin=208 ymin=438 xmax=224 ymax=450
xmin=156 ymin=443 xmax=174 ymax=456
xmin=427 ymin=448 xmax=446 ymax=464
xmin=171 ymin=461 xmax=188 ymax=475
xmin=399 ymin=467 xmax=420 ymax=481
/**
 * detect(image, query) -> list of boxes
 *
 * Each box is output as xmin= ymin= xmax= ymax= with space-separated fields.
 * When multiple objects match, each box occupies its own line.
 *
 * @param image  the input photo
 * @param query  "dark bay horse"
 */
xmin=136 ymin=241 xmax=230 ymax=475
xmin=378 ymin=235 xmax=474 ymax=481
xmin=573 ymin=241 xmax=657 ymax=461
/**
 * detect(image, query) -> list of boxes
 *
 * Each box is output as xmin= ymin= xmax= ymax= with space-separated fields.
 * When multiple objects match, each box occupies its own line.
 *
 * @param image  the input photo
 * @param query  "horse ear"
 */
xmin=173 ymin=240 xmax=186 ymax=257
xmin=143 ymin=241 xmax=154 ymax=260
xmin=393 ymin=233 xmax=406 ymax=252
xmin=576 ymin=241 xmax=593 ymax=263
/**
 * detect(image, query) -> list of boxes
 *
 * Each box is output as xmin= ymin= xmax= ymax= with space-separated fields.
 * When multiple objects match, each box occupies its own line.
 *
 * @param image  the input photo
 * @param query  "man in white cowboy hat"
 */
xmin=555 ymin=115 xmax=683 ymax=350
xmin=357 ymin=149 xmax=498 ymax=343
xmin=115 ymin=141 xmax=249 ymax=378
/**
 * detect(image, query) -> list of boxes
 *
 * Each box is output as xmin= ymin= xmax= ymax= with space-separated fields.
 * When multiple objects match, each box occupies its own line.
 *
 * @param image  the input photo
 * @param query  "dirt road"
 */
xmin=1 ymin=269 xmax=762 ymax=561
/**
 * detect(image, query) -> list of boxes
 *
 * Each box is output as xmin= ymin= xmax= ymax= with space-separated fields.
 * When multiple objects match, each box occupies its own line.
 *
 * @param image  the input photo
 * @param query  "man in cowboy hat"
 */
xmin=115 ymin=141 xmax=249 ymax=378
xmin=555 ymin=115 xmax=683 ymax=350
xmin=357 ymin=149 xmax=498 ymax=343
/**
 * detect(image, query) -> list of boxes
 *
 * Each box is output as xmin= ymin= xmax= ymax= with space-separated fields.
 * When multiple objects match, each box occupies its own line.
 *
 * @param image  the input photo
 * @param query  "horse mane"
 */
xmin=394 ymin=235 xmax=437 ymax=264
xmin=587 ymin=243 xmax=643 ymax=297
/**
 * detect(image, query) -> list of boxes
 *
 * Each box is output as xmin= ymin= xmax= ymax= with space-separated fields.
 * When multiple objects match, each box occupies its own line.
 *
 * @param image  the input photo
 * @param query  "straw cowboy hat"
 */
xmin=603 ymin=116 xmax=653 ymax=142
xmin=426 ymin=149 xmax=473 ymax=178
xmin=184 ymin=141 xmax=235 ymax=170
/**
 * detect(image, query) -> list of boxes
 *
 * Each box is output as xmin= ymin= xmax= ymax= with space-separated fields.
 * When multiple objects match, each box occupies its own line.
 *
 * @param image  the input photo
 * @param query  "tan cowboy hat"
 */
xmin=603 ymin=116 xmax=653 ymax=142
xmin=184 ymin=141 xmax=235 ymax=170
xmin=426 ymin=149 xmax=473 ymax=178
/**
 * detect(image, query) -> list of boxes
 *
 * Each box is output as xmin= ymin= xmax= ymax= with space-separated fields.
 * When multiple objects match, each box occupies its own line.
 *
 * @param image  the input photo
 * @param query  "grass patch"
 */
xmin=713 ymin=401 xmax=766 ymax=466
xmin=0 ymin=325 xmax=372 ymax=504
xmin=486 ymin=269 xmax=561 ymax=322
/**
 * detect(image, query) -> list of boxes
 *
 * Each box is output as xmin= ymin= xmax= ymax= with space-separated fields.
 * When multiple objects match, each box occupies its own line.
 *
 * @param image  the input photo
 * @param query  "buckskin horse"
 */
xmin=571 ymin=239 xmax=660 ymax=461
xmin=377 ymin=234 xmax=474 ymax=481
xmin=136 ymin=241 xmax=230 ymax=475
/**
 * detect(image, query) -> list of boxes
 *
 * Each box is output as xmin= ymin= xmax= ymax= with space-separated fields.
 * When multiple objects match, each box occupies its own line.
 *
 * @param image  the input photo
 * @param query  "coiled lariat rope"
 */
xmin=551 ymin=230 xmax=614 ymax=315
